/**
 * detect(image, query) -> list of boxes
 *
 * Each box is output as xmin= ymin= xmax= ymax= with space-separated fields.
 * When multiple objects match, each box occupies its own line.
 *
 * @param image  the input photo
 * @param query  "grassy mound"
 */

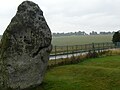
xmin=36 ymin=55 xmax=120 ymax=90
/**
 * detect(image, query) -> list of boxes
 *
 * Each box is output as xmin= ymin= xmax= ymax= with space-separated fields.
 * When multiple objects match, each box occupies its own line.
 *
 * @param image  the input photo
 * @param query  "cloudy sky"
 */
xmin=0 ymin=0 xmax=120 ymax=34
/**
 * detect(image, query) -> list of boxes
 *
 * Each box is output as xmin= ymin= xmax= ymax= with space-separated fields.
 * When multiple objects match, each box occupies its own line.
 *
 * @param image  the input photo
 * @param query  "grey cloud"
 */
xmin=0 ymin=0 xmax=120 ymax=34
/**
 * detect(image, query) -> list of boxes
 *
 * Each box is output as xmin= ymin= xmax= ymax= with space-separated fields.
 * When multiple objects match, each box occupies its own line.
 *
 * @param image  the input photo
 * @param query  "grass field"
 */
xmin=35 ymin=55 xmax=120 ymax=90
xmin=0 ymin=35 xmax=113 ymax=46
xmin=52 ymin=35 xmax=113 ymax=46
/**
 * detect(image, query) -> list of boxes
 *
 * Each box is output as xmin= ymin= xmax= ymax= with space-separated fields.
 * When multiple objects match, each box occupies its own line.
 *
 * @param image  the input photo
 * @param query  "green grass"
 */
xmin=0 ymin=35 xmax=113 ymax=46
xmin=52 ymin=35 xmax=113 ymax=46
xmin=35 ymin=55 xmax=120 ymax=90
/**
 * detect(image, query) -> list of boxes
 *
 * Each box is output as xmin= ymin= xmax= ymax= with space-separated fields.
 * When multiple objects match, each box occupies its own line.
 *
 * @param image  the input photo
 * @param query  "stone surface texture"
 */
xmin=0 ymin=1 xmax=52 ymax=89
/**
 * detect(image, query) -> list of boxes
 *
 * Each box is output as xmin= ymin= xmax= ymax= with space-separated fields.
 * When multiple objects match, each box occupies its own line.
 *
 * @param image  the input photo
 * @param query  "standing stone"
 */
xmin=0 ymin=1 xmax=52 ymax=89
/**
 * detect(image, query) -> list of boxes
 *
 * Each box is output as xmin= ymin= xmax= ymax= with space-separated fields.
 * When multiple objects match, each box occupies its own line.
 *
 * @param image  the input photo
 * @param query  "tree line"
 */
xmin=53 ymin=31 xmax=115 ymax=37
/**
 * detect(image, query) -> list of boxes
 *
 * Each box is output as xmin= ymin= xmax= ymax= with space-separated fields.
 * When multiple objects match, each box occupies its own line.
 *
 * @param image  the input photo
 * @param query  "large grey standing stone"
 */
xmin=0 ymin=1 xmax=52 ymax=89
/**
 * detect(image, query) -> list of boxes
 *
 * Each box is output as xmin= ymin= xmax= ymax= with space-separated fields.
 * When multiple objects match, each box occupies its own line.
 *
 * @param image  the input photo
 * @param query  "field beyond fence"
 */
xmin=52 ymin=35 xmax=113 ymax=46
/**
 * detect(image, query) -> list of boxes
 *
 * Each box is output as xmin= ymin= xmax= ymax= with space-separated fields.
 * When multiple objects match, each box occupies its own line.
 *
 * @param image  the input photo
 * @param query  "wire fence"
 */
xmin=48 ymin=42 xmax=118 ymax=67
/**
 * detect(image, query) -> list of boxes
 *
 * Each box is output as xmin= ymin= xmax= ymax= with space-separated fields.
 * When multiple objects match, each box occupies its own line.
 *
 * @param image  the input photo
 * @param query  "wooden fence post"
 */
xmin=85 ymin=44 xmax=87 ymax=51
xmin=67 ymin=45 xmax=68 ymax=59
xmin=92 ymin=43 xmax=95 ymax=52
xmin=97 ymin=43 xmax=100 ymax=55
xmin=103 ymin=43 xmax=104 ymax=50
xmin=55 ymin=46 xmax=57 ymax=65
xmin=72 ymin=46 xmax=74 ymax=57
xmin=76 ymin=45 xmax=78 ymax=56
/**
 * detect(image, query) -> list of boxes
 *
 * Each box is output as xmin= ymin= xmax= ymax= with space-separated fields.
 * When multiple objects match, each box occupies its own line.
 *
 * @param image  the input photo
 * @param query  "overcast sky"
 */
xmin=0 ymin=0 xmax=120 ymax=34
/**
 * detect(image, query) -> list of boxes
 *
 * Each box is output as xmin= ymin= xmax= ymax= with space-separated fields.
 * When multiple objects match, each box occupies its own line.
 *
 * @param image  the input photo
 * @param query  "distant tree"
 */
xmin=112 ymin=31 xmax=120 ymax=44
xmin=52 ymin=31 xmax=88 ymax=37
xmin=99 ymin=31 xmax=114 ymax=35
xmin=90 ymin=31 xmax=97 ymax=35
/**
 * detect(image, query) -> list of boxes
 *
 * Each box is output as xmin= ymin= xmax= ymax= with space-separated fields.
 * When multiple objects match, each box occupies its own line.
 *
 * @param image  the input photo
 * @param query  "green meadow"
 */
xmin=52 ymin=35 xmax=113 ymax=46
xmin=34 ymin=55 xmax=120 ymax=90
xmin=0 ymin=35 xmax=113 ymax=46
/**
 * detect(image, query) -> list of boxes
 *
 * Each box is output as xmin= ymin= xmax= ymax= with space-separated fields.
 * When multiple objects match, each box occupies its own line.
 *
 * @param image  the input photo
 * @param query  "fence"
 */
xmin=48 ymin=42 xmax=116 ymax=67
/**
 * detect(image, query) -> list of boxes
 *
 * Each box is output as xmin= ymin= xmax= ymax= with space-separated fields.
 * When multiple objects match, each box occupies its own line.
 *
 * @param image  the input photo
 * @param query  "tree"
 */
xmin=112 ymin=31 xmax=120 ymax=44
xmin=90 ymin=31 xmax=98 ymax=35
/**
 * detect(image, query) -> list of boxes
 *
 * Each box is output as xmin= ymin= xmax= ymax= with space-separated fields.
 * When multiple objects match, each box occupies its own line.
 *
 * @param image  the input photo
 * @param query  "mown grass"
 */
xmin=52 ymin=35 xmax=113 ymax=46
xmin=35 ymin=55 xmax=120 ymax=90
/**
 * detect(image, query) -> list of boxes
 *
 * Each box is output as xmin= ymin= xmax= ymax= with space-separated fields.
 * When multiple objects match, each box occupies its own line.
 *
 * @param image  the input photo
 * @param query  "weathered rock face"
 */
xmin=0 ymin=1 xmax=52 ymax=89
